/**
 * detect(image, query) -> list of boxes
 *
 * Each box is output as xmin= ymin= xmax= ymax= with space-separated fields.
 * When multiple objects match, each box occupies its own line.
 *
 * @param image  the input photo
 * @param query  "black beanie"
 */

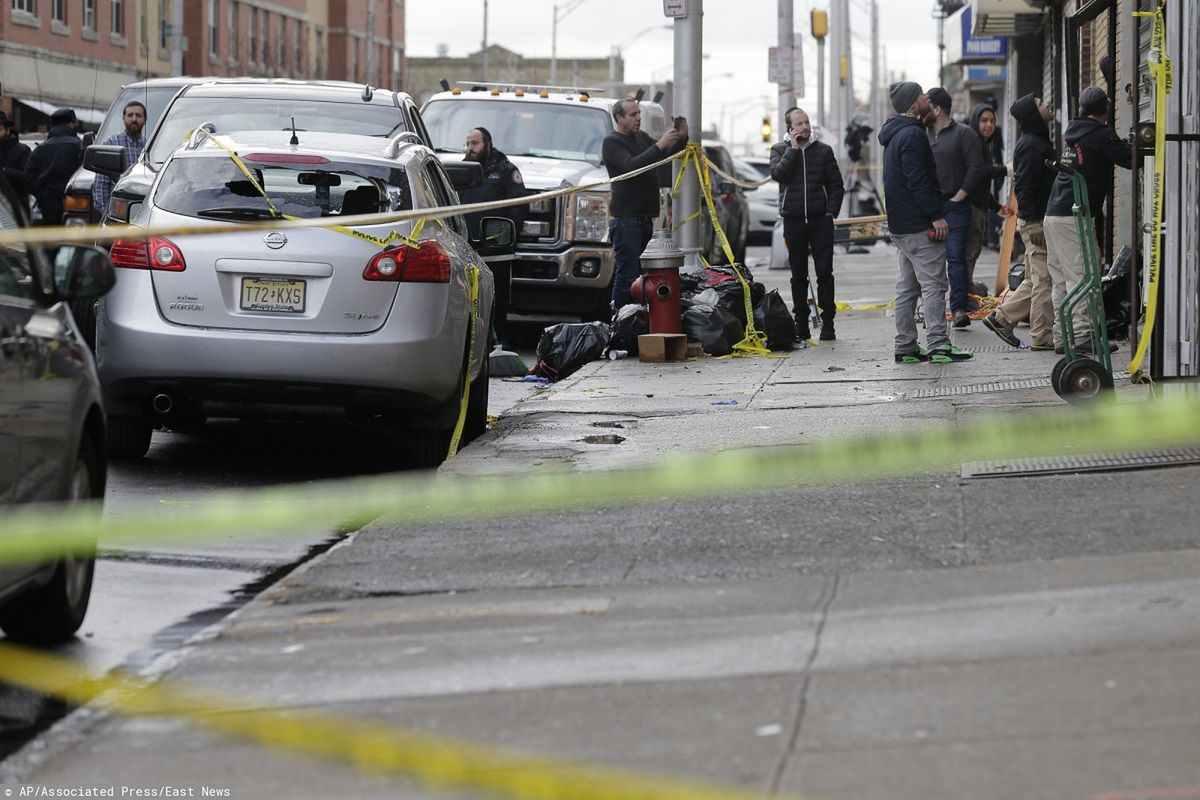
xmin=889 ymin=81 xmax=922 ymax=114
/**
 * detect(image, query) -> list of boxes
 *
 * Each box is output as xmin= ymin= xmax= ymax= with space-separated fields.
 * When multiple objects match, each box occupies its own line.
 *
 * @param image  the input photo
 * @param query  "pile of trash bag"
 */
xmin=1101 ymin=245 xmax=1133 ymax=340
xmin=530 ymin=321 xmax=611 ymax=381
xmin=677 ymin=264 xmax=793 ymax=354
xmin=609 ymin=304 xmax=649 ymax=354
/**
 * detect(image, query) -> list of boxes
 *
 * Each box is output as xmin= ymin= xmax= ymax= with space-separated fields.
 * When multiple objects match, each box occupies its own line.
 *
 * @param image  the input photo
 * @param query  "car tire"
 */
xmin=462 ymin=345 xmax=490 ymax=445
xmin=0 ymin=436 xmax=99 ymax=644
xmin=69 ymin=297 xmax=98 ymax=352
xmin=107 ymin=414 xmax=153 ymax=460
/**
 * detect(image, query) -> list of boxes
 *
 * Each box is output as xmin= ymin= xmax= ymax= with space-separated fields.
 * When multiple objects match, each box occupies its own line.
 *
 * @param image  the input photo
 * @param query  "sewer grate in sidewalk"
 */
xmin=961 ymin=447 xmax=1200 ymax=479
xmin=910 ymin=377 xmax=1051 ymax=398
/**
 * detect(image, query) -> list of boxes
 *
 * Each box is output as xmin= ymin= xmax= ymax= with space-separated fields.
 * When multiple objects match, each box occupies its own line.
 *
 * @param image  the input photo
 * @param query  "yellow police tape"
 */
xmin=446 ymin=263 xmax=481 ymax=459
xmin=0 ymin=642 xmax=783 ymax=800
xmin=1128 ymin=0 xmax=1171 ymax=383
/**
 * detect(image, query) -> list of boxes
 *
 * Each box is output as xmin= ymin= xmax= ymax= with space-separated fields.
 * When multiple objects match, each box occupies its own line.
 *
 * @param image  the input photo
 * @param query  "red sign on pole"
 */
xmin=663 ymin=0 xmax=688 ymax=18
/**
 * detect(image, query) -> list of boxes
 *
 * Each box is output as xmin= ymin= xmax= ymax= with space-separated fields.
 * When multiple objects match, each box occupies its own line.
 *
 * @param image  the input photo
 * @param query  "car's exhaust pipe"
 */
xmin=152 ymin=393 xmax=173 ymax=414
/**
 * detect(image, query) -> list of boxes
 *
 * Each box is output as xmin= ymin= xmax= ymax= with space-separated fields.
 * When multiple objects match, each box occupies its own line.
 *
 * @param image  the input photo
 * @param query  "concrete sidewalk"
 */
xmin=8 ymin=272 xmax=1200 ymax=800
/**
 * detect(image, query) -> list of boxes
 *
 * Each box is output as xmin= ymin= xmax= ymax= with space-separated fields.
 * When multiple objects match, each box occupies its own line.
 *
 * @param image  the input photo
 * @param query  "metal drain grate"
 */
xmin=910 ymin=377 xmax=1050 ymax=398
xmin=961 ymin=447 xmax=1200 ymax=479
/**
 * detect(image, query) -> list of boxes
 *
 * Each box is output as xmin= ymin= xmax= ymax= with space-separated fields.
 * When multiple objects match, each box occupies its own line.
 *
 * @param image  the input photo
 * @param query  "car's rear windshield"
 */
xmin=146 ymin=96 xmax=408 ymax=166
xmin=153 ymin=155 xmax=412 ymax=221
xmin=96 ymin=84 xmax=187 ymax=146
xmin=422 ymin=99 xmax=611 ymax=165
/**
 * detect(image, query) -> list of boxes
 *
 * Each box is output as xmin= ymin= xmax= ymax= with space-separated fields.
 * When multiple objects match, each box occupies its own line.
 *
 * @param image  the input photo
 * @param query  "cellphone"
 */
xmin=673 ymin=116 xmax=685 ymax=130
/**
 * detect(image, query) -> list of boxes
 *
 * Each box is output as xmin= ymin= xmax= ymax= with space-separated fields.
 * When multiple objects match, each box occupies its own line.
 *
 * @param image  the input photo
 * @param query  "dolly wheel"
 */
xmin=1051 ymin=356 xmax=1070 ymax=398
xmin=1057 ymin=357 xmax=1114 ymax=404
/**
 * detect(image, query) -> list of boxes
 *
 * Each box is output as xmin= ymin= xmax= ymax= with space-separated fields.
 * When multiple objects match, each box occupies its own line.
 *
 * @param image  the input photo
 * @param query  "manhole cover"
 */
xmin=579 ymin=434 xmax=626 ymax=445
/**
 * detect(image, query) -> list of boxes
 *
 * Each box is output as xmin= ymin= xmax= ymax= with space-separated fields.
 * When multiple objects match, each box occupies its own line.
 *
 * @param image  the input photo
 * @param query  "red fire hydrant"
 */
xmin=630 ymin=226 xmax=685 ymax=334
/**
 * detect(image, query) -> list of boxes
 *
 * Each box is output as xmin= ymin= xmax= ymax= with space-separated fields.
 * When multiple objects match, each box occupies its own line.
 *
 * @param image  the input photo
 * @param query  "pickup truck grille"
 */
xmin=519 ymin=196 xmax=561 ymax=244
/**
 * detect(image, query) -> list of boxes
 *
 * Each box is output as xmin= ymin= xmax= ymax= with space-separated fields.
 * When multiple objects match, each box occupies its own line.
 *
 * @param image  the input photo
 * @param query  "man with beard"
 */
xmin=982 ymin=94 xmax=1057 ymax=351
xmin=0 ymin=111 xmax=32 ymax=215
xmin=91 ymin=101 xmax=147 ymax=222
xmin=878 ymin=81 xmax=972 ymax=364
xmin=24 ymin=107 xmax=81 ymax=226
xmin=461 ymin=126 xmax=527 ymax=342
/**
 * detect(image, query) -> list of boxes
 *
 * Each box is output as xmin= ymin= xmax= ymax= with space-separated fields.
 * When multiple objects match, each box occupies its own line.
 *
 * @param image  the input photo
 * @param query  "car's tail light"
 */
xmin=364 ymin=241 xmax=452 ymax=283
xmin=109 ymin=237 xmax=187 ymax=271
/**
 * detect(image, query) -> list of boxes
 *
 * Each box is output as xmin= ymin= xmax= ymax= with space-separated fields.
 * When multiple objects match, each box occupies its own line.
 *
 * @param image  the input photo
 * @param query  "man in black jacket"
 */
xmin=0 ymin=111 xmax=32 ymax=215
xmin=983 ymin=93 xmax=1057 ymax=350
xmin=23 ymin=107 xmax=81 ymax=227
xmin=602 ymin=100 xmax=687 ymax=311
xmin=878 ymin=81 xmax=971 ymax=364
xmin=461 ymin=126 xmax=527 ymax=342
xmin=1042 ymin=86 xmax=1131 ymax=353
xmin=768 ymin=106 xmax=843 ymax=341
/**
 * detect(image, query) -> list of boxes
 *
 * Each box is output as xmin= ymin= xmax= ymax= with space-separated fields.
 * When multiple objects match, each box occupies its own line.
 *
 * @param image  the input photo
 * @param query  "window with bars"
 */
xmin=111 ymin=0 xmax=124 ymax=35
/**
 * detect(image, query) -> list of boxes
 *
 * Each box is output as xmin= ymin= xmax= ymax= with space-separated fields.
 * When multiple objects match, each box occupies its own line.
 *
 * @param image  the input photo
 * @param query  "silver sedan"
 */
xmin=96 ymin=130 xmax=497 ymax=467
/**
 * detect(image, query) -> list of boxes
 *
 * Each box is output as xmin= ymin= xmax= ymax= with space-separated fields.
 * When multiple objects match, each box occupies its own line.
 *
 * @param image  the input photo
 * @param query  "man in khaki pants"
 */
xmin=983 ymin=93 xmax=1057 ymax=350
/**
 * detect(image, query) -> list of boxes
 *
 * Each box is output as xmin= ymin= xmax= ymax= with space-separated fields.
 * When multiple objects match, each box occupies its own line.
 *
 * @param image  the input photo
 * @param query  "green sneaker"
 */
xmin=895 ymin=347 xmax=929 ymax=364
xmin=929 ymin=344 xmax=973 ymax=363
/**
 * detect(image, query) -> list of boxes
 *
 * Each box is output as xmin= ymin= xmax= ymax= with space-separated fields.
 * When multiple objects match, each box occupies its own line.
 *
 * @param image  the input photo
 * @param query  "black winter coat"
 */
xmin=23 ymin=124 xmax=82 ymax=225
xmin=877 ymin=114 xmax=943 ymax=236
xmin=460 ymin=148 xmax=527 ymax=243
xmin=967 ymin=103 xmax=1007 ymax=210
xmin=768 ymin=139 xmax=843 ymax=221
xmin=0 ymin=135 xmax=32 ymax=210
xmin=1009 ymin=93 xmax=1057 ymax=221
xmin=1045 ymin=117 xmax=1132 ymax=217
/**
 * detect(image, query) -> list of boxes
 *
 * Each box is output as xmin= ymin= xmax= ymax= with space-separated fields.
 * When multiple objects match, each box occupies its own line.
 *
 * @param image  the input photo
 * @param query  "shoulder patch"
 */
xmin=511 ymin=170 xmax=523 ymax=185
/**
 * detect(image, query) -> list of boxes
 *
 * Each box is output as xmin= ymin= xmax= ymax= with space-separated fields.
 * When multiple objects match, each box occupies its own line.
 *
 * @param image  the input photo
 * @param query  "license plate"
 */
xmin=240 ymin=277 xmax=306 ymax=313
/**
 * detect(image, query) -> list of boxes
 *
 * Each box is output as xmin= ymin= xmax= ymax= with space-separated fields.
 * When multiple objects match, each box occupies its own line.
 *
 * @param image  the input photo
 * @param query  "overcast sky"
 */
xmin=407 ymin=0 xmax=943 ymax=151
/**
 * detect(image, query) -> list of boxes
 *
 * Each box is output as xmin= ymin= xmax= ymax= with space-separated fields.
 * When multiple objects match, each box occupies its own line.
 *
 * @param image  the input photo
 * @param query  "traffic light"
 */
xmin=761 ymin=115 xmax=772 ymax=143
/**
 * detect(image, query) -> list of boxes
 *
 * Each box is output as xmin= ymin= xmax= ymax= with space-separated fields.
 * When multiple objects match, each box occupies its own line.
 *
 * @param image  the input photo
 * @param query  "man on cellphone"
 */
xmin=768 ymin=106 xmax=843 ymax=341
xmin=878 ymin=82 xmax=972 ymax=364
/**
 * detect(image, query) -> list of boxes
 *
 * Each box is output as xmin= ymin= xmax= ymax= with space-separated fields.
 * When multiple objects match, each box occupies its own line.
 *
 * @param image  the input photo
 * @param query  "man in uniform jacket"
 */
xmin=1042 ymin=86 xmax=1131 ymax=353
xmin=602 ymin=99 xmax=687 ymax=311
xmin=461 ymin=126 xmax=527 ymax=342
xmin=0 ymin=111 xmax=32 ymax=215
xmin=983 ymin=93 xmax=1058 ymax=351
xmin=23 ymin=107 xmax=82 ymax=227
xmin=768 ymin=106 xmax=844 ymax=341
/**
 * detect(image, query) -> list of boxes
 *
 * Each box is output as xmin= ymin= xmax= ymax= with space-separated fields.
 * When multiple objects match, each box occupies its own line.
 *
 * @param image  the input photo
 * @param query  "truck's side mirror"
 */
xmin=84 ymin=145 xmax=127 ymax=179
xmin=441 ymin=160 xmax=484 ymax=191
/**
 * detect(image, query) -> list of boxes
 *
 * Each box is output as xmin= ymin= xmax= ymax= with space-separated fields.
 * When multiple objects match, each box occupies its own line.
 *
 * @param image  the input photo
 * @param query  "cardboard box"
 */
xmin=638 ymin=333 xmax=688 ymax=363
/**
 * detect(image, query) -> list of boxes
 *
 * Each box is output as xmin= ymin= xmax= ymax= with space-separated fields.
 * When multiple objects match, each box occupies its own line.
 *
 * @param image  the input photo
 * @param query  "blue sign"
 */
xmin=962 ymin=6 xmax=1007 ymax=60
xmin=965 ymin=65 xmax=1008 ymax=83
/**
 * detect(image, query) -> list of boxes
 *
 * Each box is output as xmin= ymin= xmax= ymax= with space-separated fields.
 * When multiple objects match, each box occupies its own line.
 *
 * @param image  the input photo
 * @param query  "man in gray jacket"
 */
xmin=768 ymin=107 xmax=843 ymax=341
xmin=926 ymin=87 xmax=986 ymax=328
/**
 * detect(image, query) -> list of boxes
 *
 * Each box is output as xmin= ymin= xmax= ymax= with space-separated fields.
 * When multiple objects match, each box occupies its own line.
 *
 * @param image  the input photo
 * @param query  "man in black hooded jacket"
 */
xmin=0 ymin=112 xmax=32 ymax=215
xmin=1042 ymin=87 xmax=1131 ymax=353
xmin=769 ymin=106 xmax=843 ymax=340
xmin=983 ymin=93 xmax=1057 ymax=350
xmin=23 ymin=108 xmax=81 ymax=227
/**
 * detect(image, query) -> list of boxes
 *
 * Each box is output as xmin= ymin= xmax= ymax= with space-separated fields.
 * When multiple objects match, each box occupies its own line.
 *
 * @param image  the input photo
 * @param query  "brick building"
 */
xmin=0 ymin=0 xmax=406 ymax=132
xmin=405 ymin=44 xmax=619 ymax=106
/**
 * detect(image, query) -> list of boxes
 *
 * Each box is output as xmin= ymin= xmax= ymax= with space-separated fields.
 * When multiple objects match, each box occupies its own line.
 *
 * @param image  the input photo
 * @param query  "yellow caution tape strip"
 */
xmin=1 ymin=396 xmax=1198 ymax=570
xmin=446 ymin=263 xmax=481 ymax=460
xmin=1128 ymin=0 xmax=1171 ymax=382
xmin=0 ymin=642 xmax=791 ymax=800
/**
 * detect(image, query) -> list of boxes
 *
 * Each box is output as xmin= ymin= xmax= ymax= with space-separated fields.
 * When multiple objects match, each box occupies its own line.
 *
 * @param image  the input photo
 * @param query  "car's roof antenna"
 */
xmin=289 ymin=117 xmax=299 ymax=146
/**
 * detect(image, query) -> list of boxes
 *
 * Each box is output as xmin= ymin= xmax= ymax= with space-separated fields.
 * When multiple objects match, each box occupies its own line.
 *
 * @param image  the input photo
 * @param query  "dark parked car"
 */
xmin=63 ymin=77 xmax=206 ymax=226
xmin=0 ymin=173 xmax=116 ymax=643
xmin=700 ymin=142 xmax=749 ymax=265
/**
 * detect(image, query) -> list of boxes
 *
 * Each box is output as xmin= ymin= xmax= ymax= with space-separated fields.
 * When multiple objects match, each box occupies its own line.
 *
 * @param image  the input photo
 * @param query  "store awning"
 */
xmin=969 ymin=0 xmax=1046 ymax=36
xmin=15 ymin=98 xmax=106 ymax=126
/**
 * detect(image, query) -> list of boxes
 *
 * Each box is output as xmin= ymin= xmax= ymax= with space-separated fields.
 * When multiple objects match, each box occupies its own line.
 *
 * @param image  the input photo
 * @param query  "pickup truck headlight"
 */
xmin=566 ymin=191 xmax=609 ymax=243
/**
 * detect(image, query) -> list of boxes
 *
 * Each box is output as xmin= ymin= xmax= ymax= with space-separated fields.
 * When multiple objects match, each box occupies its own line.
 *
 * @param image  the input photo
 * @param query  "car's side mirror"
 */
xmin=717 ymin=181 xmax=736 ymax=195
xmin=81 ymin=131 xmax=96 ymax=148
xmin=473 ymin=217 xmax=516 ymax=250
xmin=83 ymin=144 xmax=127 ymax=179
xmin=49 ymin=245 xmax=117 ymax=300
xmin=440 ymin=160 xmax=484 ymax=191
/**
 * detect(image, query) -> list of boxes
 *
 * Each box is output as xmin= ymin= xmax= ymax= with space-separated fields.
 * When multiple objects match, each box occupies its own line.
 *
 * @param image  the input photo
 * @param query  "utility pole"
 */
xmin=870 ymin=0 xmax=880 ymax=137
xmin=365 ymin=0 xmax=376 ymax=85
xmin=169 ymin=0 xmax=184 ymax=77
xmin=482 ymin=0 xmax=489 ymax=82
xmin=812 ymin=9 xmax=828 ymax=130
xmin=828 ymin=0 xmax=852 ymax=164
xmin=777 ymin=0 xmax=794 ymax=137
xmin=673 ymin=0 xmax=703 ymax=267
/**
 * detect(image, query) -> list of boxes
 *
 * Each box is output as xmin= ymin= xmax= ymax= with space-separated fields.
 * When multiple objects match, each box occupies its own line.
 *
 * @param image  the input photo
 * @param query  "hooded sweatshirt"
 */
xmin=878 ymin=113 xmax=943 ymax=236
xmin=1009 ymin=94 xmax=1057 ymax=221
xmin=967 ymin=103 xmax=1007 ymax=210
xmin=1045 ymin=116 xmax=1132 ymax=217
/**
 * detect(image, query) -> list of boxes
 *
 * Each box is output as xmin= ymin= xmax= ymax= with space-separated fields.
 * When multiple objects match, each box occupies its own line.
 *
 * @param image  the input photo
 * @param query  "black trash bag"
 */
xmin=683 ymin=303 xmax=742 ymax=357
xmin=753 ymin=289 xmax=796 ymax=351
xmin=709 ymin=279 xmax=767 ymax=324
xmin=532 ymin=321 xmax=611 ymax=381
xmin=609 ymin=304 xmax=649 ymax=354
xmin=1008 ymin=259 xmax=1026 ymax=292
xmin=1101 ymin=245 xmax=1133 ymax=339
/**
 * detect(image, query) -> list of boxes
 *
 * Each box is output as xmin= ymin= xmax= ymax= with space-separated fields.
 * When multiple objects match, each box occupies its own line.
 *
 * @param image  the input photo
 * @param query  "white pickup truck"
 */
xmin=421 ymin=85 xmax=669 ymax=321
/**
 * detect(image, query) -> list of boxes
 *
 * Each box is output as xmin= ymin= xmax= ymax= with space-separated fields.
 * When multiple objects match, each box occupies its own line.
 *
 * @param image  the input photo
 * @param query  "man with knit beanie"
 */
xmin=878 ymin=81 xmax=972 ymax=364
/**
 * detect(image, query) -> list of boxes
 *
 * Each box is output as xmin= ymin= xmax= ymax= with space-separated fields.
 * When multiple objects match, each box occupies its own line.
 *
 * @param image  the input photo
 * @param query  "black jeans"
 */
xmin=782 ymin=214 xmax=835 ymax=332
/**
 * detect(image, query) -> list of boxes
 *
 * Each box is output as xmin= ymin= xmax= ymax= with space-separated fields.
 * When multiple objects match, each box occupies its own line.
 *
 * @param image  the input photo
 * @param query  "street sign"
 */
xmin=663 ymin=0 xmax=687 ymax=18
xmin=768 ymin=42 xmax=805 ymax=97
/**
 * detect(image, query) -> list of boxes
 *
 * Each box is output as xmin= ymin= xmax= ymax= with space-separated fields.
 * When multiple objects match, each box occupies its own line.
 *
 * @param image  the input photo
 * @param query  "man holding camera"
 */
xmin=769 ymin=107 xmax=844 ymax=341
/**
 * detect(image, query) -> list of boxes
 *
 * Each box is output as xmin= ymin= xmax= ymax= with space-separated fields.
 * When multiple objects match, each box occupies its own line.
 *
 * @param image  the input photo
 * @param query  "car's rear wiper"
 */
xmin=196 ymin=207 xmax=281 ymax=220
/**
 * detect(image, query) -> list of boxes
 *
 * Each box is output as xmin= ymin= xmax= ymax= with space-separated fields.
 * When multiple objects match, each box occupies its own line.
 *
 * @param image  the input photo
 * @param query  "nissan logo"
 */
xmin=264 ymin=232 xmax=287 ymax=249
